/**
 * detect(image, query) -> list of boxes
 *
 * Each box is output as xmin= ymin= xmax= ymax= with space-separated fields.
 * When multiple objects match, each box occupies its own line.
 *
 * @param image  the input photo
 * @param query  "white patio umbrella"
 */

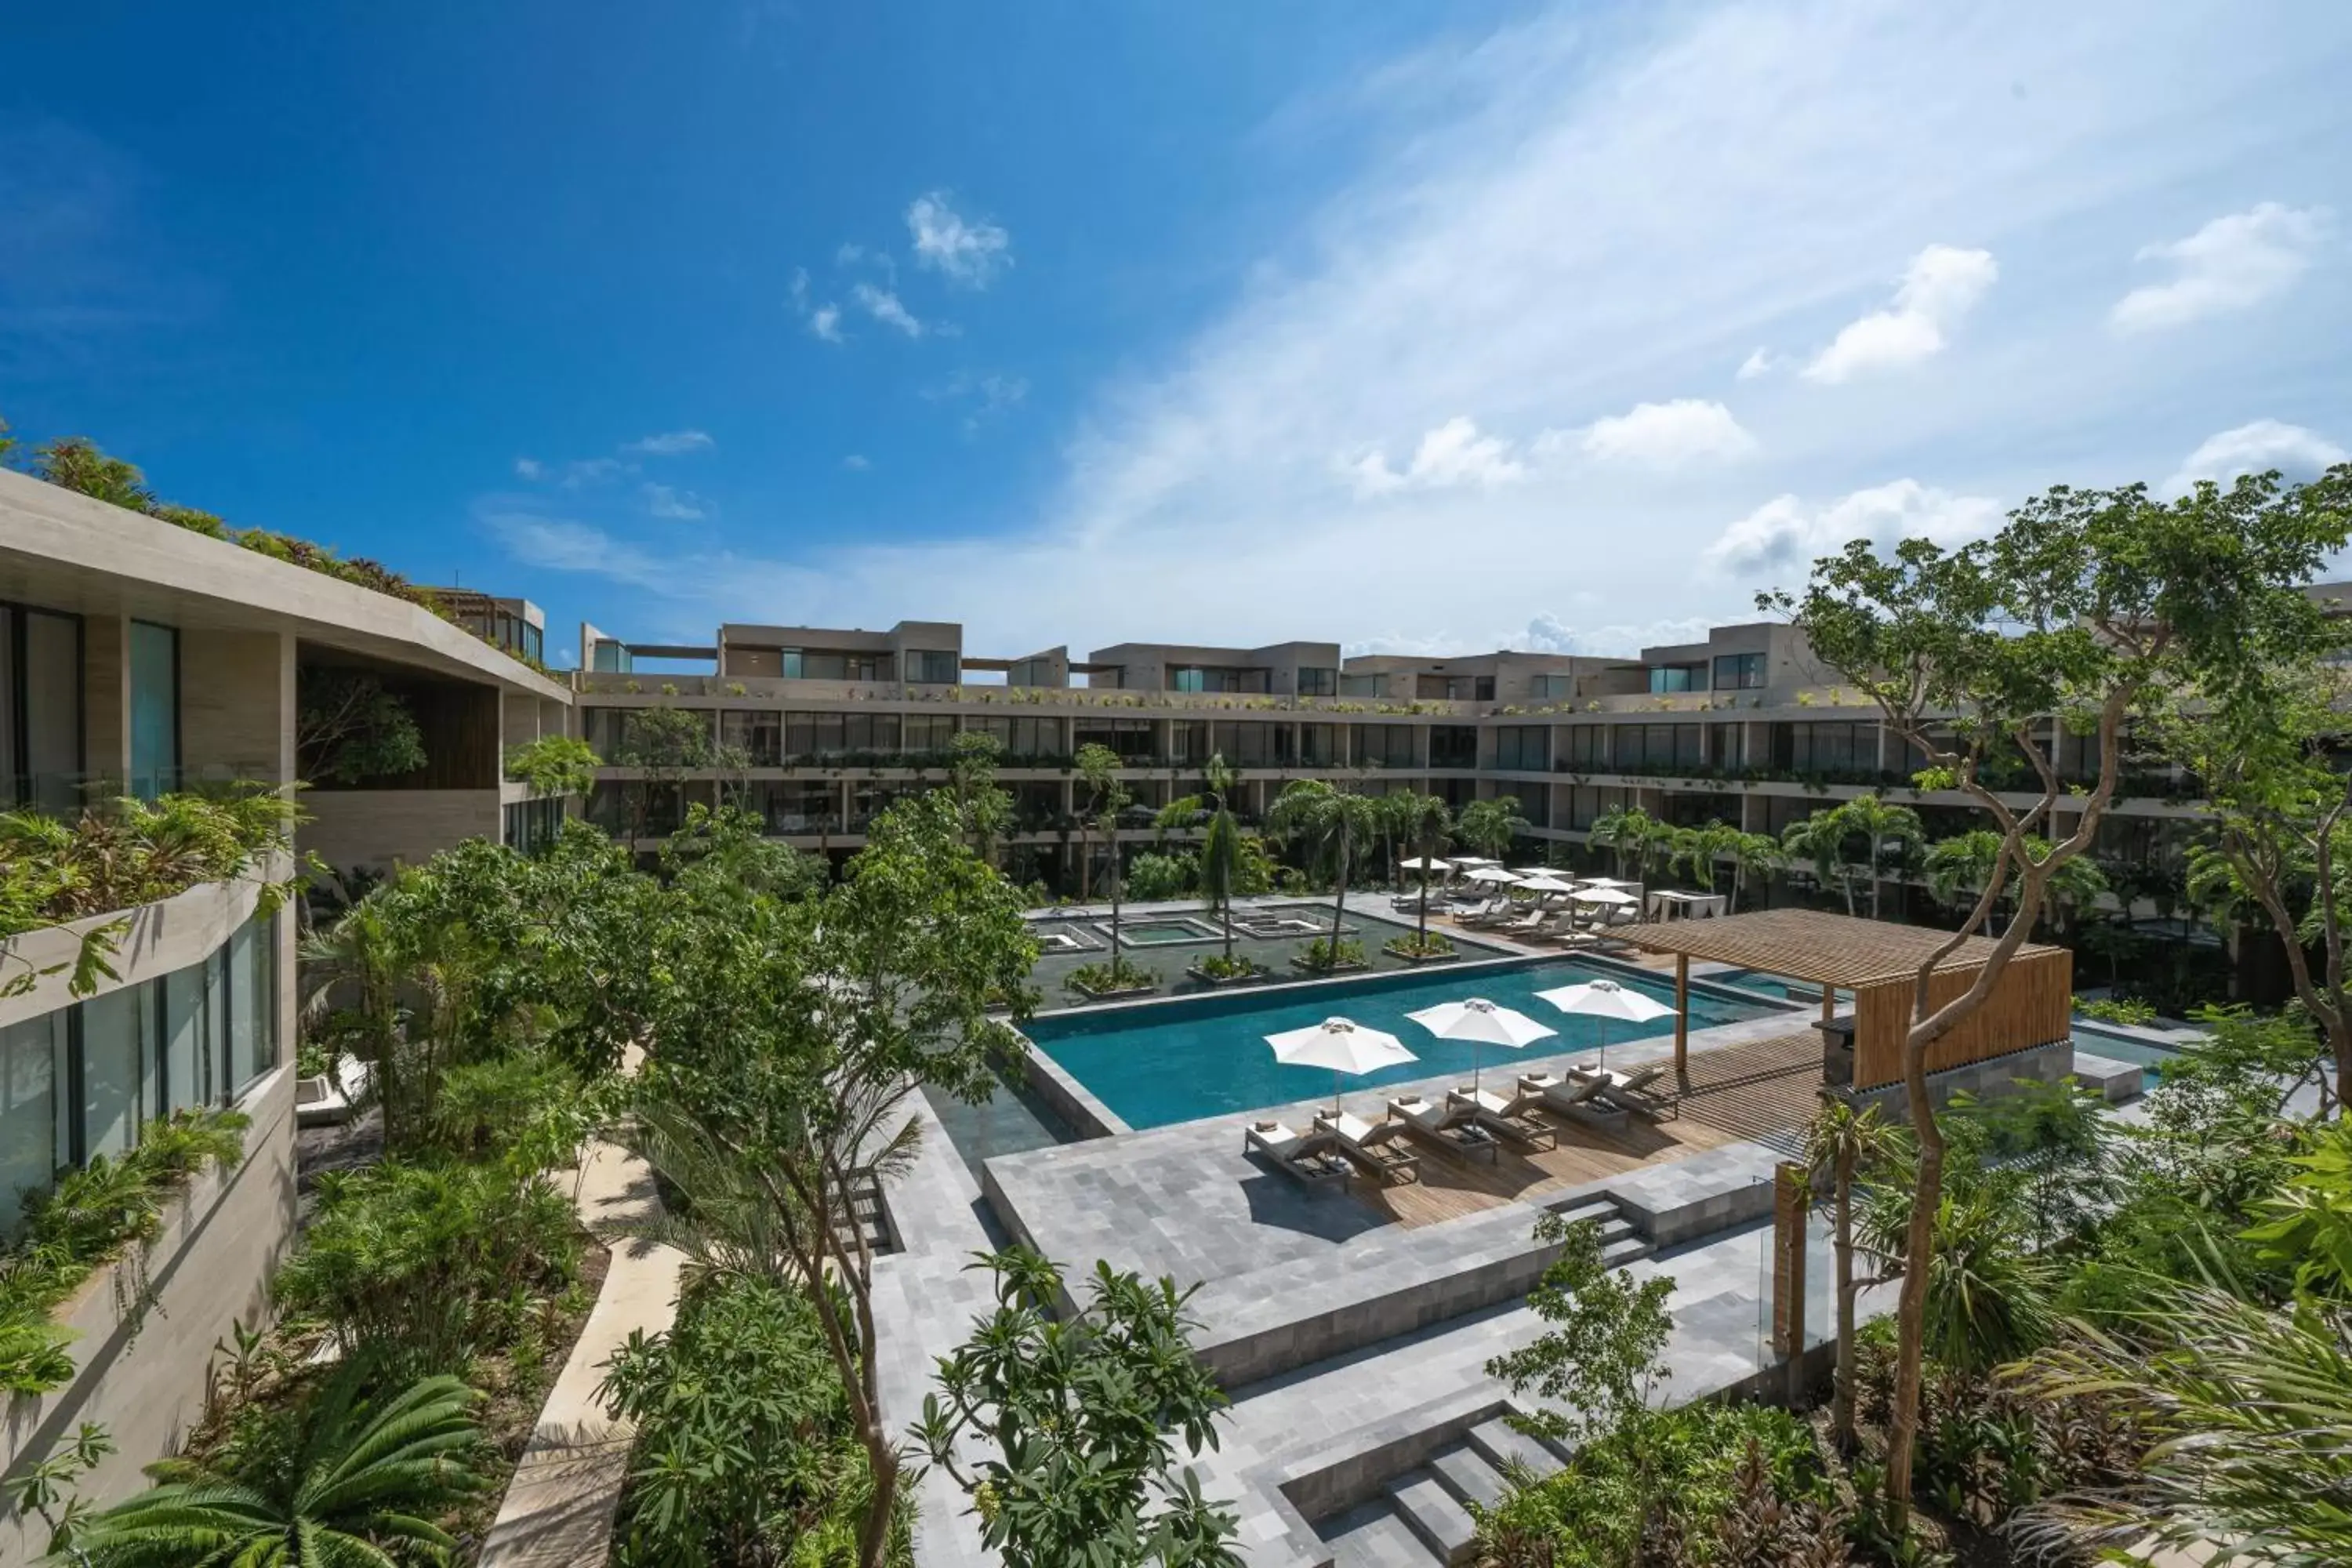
xmin=1570 ymin=886 xmax=1639 ymax=906
xmin=1464 ymin=866 xmax=1523 ymax=885
xmin=1399 ymin=855 xmax=1454 ymax=873
xmin=1451 ymin=856 xmax=1502 ymax=869
xmin=1265 ymin=1017 xmax=1418 ymax=1116
xmin=1575 ymin=876 xmax=1640 ymax=889
xmin=1406 ymin=997 xmax=1557 ymax=1091
xmin=1516 ymin=873 xmax=1577 ymax=896
xmin=1535 ymin=978 xmax=1678 ymax=1074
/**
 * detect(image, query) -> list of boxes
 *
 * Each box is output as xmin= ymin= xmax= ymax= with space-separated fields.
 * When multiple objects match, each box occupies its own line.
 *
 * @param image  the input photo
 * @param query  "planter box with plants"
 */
xmin=1382 ymin=933 xmax=1460 ymax=966
xmin=1290 ymin=938 xmax=1370 ymax=976
xmin=1184 ymin=955 xmax=1272 ymax=988
xmin=1065 ymin=961 xmax=1159 ymax=1001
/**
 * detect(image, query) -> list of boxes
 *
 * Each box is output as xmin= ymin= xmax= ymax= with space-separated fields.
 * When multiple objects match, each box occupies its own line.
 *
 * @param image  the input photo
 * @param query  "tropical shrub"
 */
xmin=1296 ymin=937 xmax=1367 ymax=971
xmin=297 ymin=669 xmax=428 ymax=784
xmin=601 ymin=1274 xmax=900 ymax=1567
xmin=1124 ymin=850 xmax=1196 ymax=902
xmin=274 ymin=1160 xmax=579 ymax=1374
xmin=504 ymin=733 xmax=601 ymax=798
xmin=2075 ymin=996 xmax=2157 ymax=1027
xmin=53 ymin=1368 xmax=486 ymax=1566
xmin=1067 ymin=957 xmax=1155 ymax=995
xmin=1383 ymin=931 xmax=1454 ymax=959
xmin=425 ymin=1052 xmax=589 ymax=1174
xmin=1191 ymin=953 xmax=1265 ymax=981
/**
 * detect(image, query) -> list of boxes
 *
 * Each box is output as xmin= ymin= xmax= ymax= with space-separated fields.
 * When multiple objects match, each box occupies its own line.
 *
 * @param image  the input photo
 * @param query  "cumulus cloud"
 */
xmin=1344 ymin=613 xmax=1720 ymax=659
xmin=906 ymin=191 xmax=1011 ymax=287
xmin=622 ymin=430 xmax=714 ymax=457
xmin=513 ymin=456 xmax=543 ymax=480
xmin=1566 ymin=398 xmax=1758 ymax=466
xmin=642 ymin=483 xmax=708 ymax=521
xmin=854 ymin=282 xmax=924 ymax=337
xmin=808 ymin=303 xmax=843 ymax=343
xmin=1801 ymin=245 xmax=1998 ymax=383
xmin=1349 ymin=417 xmax=1526 ymax=497
xmin=2112 ymin=203 xmax=2328 ymax=334
xmin=1735 ymin=347 xmax=1777 ymax=380
xmin=1705 ymin=480 xmax=2002 ymax=575
xmin=792 ymin=267 xmax=845 ymax=341
xmin=2164 ymin=419 xmax=2347 ymax=495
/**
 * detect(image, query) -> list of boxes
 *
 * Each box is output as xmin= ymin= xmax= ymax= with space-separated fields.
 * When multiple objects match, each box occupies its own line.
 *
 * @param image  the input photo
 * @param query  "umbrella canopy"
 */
xmin=1399 ymin=855 xmax=1454 ymax=873
xmin=1406 ymin=997 xmax=1557 ymax=1091
xmin=1516 ymin=873 xmax=1577 ymax=895
xmin=1464 ymin=866 xmax=1523 ymax=885
xmin=1575 ymin=876 xmax=1640 ymax=889
xmin=1535 ymin=978 xmax=1679 ymax=1072
xmin=1451 ymin=856 xmax=1503 ymax=869
xmin=1265 ymin=1017 xmax=1418 ymax=1115
xmin=1570 ymin=886 xmax=1639 ymax=906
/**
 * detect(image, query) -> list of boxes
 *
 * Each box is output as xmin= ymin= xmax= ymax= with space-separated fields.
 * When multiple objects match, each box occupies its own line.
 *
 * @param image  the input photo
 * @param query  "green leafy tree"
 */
xmin=612 ymin=706 xmax=716 ymax=851
xmin=916 ymin=1249 xmax=1241 ymax=1568
xmin=1077 ymin=742 xmax=1139 ymax=981
xmin=946 ymin=728 xmax=1014 ymax=866
xmin=1588 ymin=804 xmax=1657 ymax=881
xmin=1268 ymin=779 xmax=1381 ymax=971
xmin=49 ymin=1371 xmax=485 ymax=1566
xmin=296 ymin=669 xmax=428 ymax=785
xmin=503 ymin=732 xmax=599 ymax=799
xmin=1724 ymin=829 xmax=1786 ymax=912
xmin=1160 ymin=755 xmax=1247 ymax=964
xmin=1455 ymin=795 xmax=1530 ymax=863
xmin=1802 ymin=1099 xmax=1909 ymax=1449
xmin=1765 ymin=468 xmax=2348 ymax=1519
xmin=1836 ymin=793 xmax=1924 ymax=920
xmin=1486 ymin=1214 xmax=1675 ymax=1450
xmin=629 ymin=789 xmax=1038 ymax=1568
xmin=2242 ymin=1115 xmax=2352 ymax=1299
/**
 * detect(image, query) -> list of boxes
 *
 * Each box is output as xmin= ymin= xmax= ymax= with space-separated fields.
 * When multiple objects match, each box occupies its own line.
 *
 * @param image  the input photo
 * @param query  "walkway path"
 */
xmin=477 ymin=1139 xmax=684 ymax=1568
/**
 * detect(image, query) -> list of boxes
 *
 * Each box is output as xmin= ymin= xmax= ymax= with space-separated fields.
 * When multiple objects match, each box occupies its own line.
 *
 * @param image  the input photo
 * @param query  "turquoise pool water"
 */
xmin=1710 ymin=967 xmax=1846 ymax=1011
xmin=1023 ymin=957 xmax=1776 ymax=1129
xmin=2071 ymin=1019 xmax=2186 ymax=1088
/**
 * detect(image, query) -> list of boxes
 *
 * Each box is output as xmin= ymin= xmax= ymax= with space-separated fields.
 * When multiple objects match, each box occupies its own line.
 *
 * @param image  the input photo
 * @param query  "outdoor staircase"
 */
xmin=1552 ymin=1191 xmax=1653 ymax=1269
xmin=1322 ymin=1418 xmax=1569 ymax=1567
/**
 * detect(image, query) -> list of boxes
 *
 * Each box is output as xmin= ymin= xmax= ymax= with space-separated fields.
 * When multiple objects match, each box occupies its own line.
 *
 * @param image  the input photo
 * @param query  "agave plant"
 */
xmin=49 ymin=1370 xmax=485 ymax=1566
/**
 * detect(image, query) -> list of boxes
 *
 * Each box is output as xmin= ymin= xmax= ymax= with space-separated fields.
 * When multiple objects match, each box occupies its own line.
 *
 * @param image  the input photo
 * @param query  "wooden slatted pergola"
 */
xmin=1617 ymin=909 xmax=2073 ymax=1089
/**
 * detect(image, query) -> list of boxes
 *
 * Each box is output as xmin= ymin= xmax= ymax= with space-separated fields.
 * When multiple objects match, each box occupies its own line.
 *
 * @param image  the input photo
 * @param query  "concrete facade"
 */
xmin=301 ymin=789 xmax=508 ymax=877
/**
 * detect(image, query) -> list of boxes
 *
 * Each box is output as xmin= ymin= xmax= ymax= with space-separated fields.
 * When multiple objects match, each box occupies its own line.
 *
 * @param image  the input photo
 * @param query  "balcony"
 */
xmin=570 ymin=670 xmax=1482 ymax=717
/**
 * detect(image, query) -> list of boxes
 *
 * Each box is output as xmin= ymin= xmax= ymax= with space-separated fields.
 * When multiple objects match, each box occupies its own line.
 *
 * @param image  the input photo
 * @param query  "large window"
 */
xmin=1298 ymin=666 xmax=1337 ymax=697
xmin=1356 ymin=725 xmax=1418 ymax=769
xmin=1211 ymin=721 xmax=1290 ymax=768
xmin=129 ymin=622 xmax=179 ymax=801
xmin=1072 ymin=718 xmax=1155 ymax=764
xmin=785 ymin=713 xmax=901 ymax=759
xmin=968 ymin=716 xmax=1063 ymax=759
xmin=1298 ymin=724 xmax=1341 ymax=767
xmin=503 ymin=797 xmax=566 ymax=856
xmin=0 ymin=1011 xmax=65 ymax=1240
xmin=1493 ymin=725 xmax=1548 ymax=771
xmin=1560 ymin=727 xmax=1608 ymax=770
xmin=903 ymin=714 xmax=957 ymax=754
xmin=1616 ymin=724 xmax=1702 ymax=773
xmin=750 ymin=781 xmax=842 ymax=833
xmin=907 ymin=650 xmax=958 ymax=684
xmin=720 ymin=710 xmax=783 ymax=766
xmin=784 ymin=651 xmax=894 ymax=682
xmin=4 ymin=604 xmax=85 ymax=811
xmin=1647 ymin=664 xmax=1702 ymax=694
xmin=1531 ymin=673 xmax=1576 ymax=701
xmin=581 ymin=706 xmax=632 ymax=760
xmin=1429 ymin=726 xmax=1478 ymax=768
xmin=78 ymin=984 xmax=154 ymax=1161
xmin=1785 ymin=721 xmax=1875 ymax=776
xmin=1712 ymin=724 xmax=1747 ymax=772
xmin=1711 ymin=652 xmax=1767 ymax=691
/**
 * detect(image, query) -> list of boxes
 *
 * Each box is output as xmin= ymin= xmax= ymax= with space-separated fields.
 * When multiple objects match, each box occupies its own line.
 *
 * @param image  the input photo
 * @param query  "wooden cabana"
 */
xmin=1617 ymin=909 xmax=2073 ymax=1089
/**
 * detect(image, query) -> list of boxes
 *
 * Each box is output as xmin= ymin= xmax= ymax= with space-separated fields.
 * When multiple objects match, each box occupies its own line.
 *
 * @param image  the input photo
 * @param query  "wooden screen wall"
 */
xmin=1851 ymin=946 xmax=2073 ymax=1090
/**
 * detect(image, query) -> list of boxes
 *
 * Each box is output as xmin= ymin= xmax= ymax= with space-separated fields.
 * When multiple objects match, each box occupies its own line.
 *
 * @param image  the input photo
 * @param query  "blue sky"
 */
xmin=6 ymin=2 xmax=2351 ymax=666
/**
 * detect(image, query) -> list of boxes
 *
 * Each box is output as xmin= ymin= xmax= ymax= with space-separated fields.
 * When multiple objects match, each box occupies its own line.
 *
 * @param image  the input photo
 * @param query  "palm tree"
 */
xmin=1455 ymin=795 xmax=1530 ymax=863
xmin=1926 ymin=829 xmax=2104 ymax=936
xmin=1077 ymin=743 xmax=1133 ymax=972
xmin=1666 ymin=821 xmax=1741 ymax=892
xmin=299 ymin=895 xmax=411 ymax=1146
xmin=1781 ymin=806 xmax=1859 ymax=916
xmin=1588 ymin=804 xmax=1656 ymax=880
xmin=1835 ymin=793 xmax=1924 ymax=920
xmin=55 ymin=1371 xmax=485 ymax=1566
xmin=1801 ymin=1100 xmax=1909 ymax=1449
xmin=1390 ymin=793 xmax=1454 ymax=950
xmin=1268 ymin=779 xmax=1380 ymax=969
xmin=1162 ymin=755 xmax=1244 ymax=965
xmin=1726 ymin=830 xmax=1785 ymax=912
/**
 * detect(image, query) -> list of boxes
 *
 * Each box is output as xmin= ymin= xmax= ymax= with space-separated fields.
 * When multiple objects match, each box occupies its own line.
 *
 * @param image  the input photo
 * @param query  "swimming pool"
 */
xmin=2071 ymin=1019 xmax=2187 ymax=1089
xmin=1022 ymin=956 xmax=1776 ymax=1129
xmin=1709 ymin=967 xmax=1846 ymax=1010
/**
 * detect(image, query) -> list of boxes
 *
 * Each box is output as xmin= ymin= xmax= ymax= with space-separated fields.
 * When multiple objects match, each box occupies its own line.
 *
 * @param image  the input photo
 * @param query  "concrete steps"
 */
xmin=1384 ymin=1468 xmax=1480 ymax=1564
xmin=1553 ymin=1193 xmax=1654 ymax=1268
xmin=1466 ymin=1415 xmax=1566 ymax=1481
xmin=1323 ymin=1501 xmax=1446 ymax=1568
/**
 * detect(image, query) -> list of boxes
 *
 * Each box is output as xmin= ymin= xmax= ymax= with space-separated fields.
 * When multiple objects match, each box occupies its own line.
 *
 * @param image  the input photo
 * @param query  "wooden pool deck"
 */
xmin=1371 ymin=1031 xmax=1821 ymax=1229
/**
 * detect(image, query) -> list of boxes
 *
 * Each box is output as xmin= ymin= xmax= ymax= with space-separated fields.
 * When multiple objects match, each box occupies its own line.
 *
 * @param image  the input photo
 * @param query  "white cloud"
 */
xmin=1704 ymin=479 xmax=2002 ymax=575
xmin=843 ymin=454 xmax=871 ymax=471
xmin=1801 ymin=245 xmax=1998 ymax=383
xmin=1735 ymin=347 xmax=1777 ymax=380
xmin=808 ymin=303 xmax=843 ymax=343
xmin=642 ymin=483 xmax=708 ymax=521
xmin=854 ymin=282 xmax=924 ymax=337
xmin=792 ymin=267 xmax=846 ymax=340
xmin=2112 ymin=203 xmax=2328 ymax=334
xmin=926 ymin=370 xmax=1029 ymax=432
xmin=1349 ymin=416 xmax=1525 ymax=497
xmin=1567 ymin=398 xmax=1758 ymax=466
xmin=906 ymin=191 xmax=1011 ymax=287
xmin=2164 ymin=419 xmax=2347 ymax=495
xmin=835 ymin=242 xmax=866 ymax=267
xmin=622 ymin=430 xmax=714 ymax=457
xmin=513 ymin=456 xmax=543 ymax=480
xmin=559 ymin=456 xmax=628 ymax=488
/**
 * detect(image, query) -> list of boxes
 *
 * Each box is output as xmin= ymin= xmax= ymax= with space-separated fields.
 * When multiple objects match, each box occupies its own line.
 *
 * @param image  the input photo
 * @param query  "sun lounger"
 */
xmin=1446 ymin=1085 xmax=1559 ymax=1151
xmin=1455 ymin=898 xmax=1511 ymax=927
xmin=1519 ymin=1070 xmax=1630 ymax=1133
xmin=1315 ymin=1110 xmax=1422 ymax=1185
xmin=1494 ymin=907 xmax=1550 ymax=938
xmin=1243 ymin=1120 xmax=1352 ymax=1187
xmin=1576 ymin=1062 xmax=1679 ymax=1121
xmin=1385 ymin=1093 xmax=1501 ymax=1163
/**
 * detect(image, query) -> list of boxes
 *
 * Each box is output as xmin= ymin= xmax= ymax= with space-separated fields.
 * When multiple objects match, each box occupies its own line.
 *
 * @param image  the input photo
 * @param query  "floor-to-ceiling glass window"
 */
xmin=129 ymin=620 xmax=180 ymax=800
xmin=0 ymin=1011 xmax=66 ymax=1239
xmin=78 ymin=983 xmax=153 ymax=1160
xmin=11 ymin=605 xmax=85 ymax=811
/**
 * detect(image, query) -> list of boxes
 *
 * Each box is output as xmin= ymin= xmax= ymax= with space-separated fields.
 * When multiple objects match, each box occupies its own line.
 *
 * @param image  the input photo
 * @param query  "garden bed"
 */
xmin=1184 ymin=960 xmax=1274 ymax=988
xmin=1288 ymin=956 xmax=1372 ymax=976
xmin=1066 ymin=974 xmax=1160 ymax=1000
xmin=1381 ymin=936 xmax=1461 ymax=966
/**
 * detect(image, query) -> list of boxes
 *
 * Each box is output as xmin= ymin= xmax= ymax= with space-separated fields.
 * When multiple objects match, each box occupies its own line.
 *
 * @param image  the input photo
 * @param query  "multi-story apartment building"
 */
xmin=0 ymin=469 xmax=567 ymax=1565
xmin=570 ymin=611 xmax=2216 ymax=890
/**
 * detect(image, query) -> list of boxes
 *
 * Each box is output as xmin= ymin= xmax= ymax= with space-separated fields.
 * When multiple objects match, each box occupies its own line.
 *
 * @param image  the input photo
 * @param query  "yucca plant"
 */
xmin=47 ymin=1370 xmax=486 ymax=1566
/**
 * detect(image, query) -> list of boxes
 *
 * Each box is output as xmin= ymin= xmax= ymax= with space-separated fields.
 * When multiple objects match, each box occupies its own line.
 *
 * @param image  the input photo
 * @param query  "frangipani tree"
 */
xmin=1763 ymin=467 xmax=2349 ymax=1525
